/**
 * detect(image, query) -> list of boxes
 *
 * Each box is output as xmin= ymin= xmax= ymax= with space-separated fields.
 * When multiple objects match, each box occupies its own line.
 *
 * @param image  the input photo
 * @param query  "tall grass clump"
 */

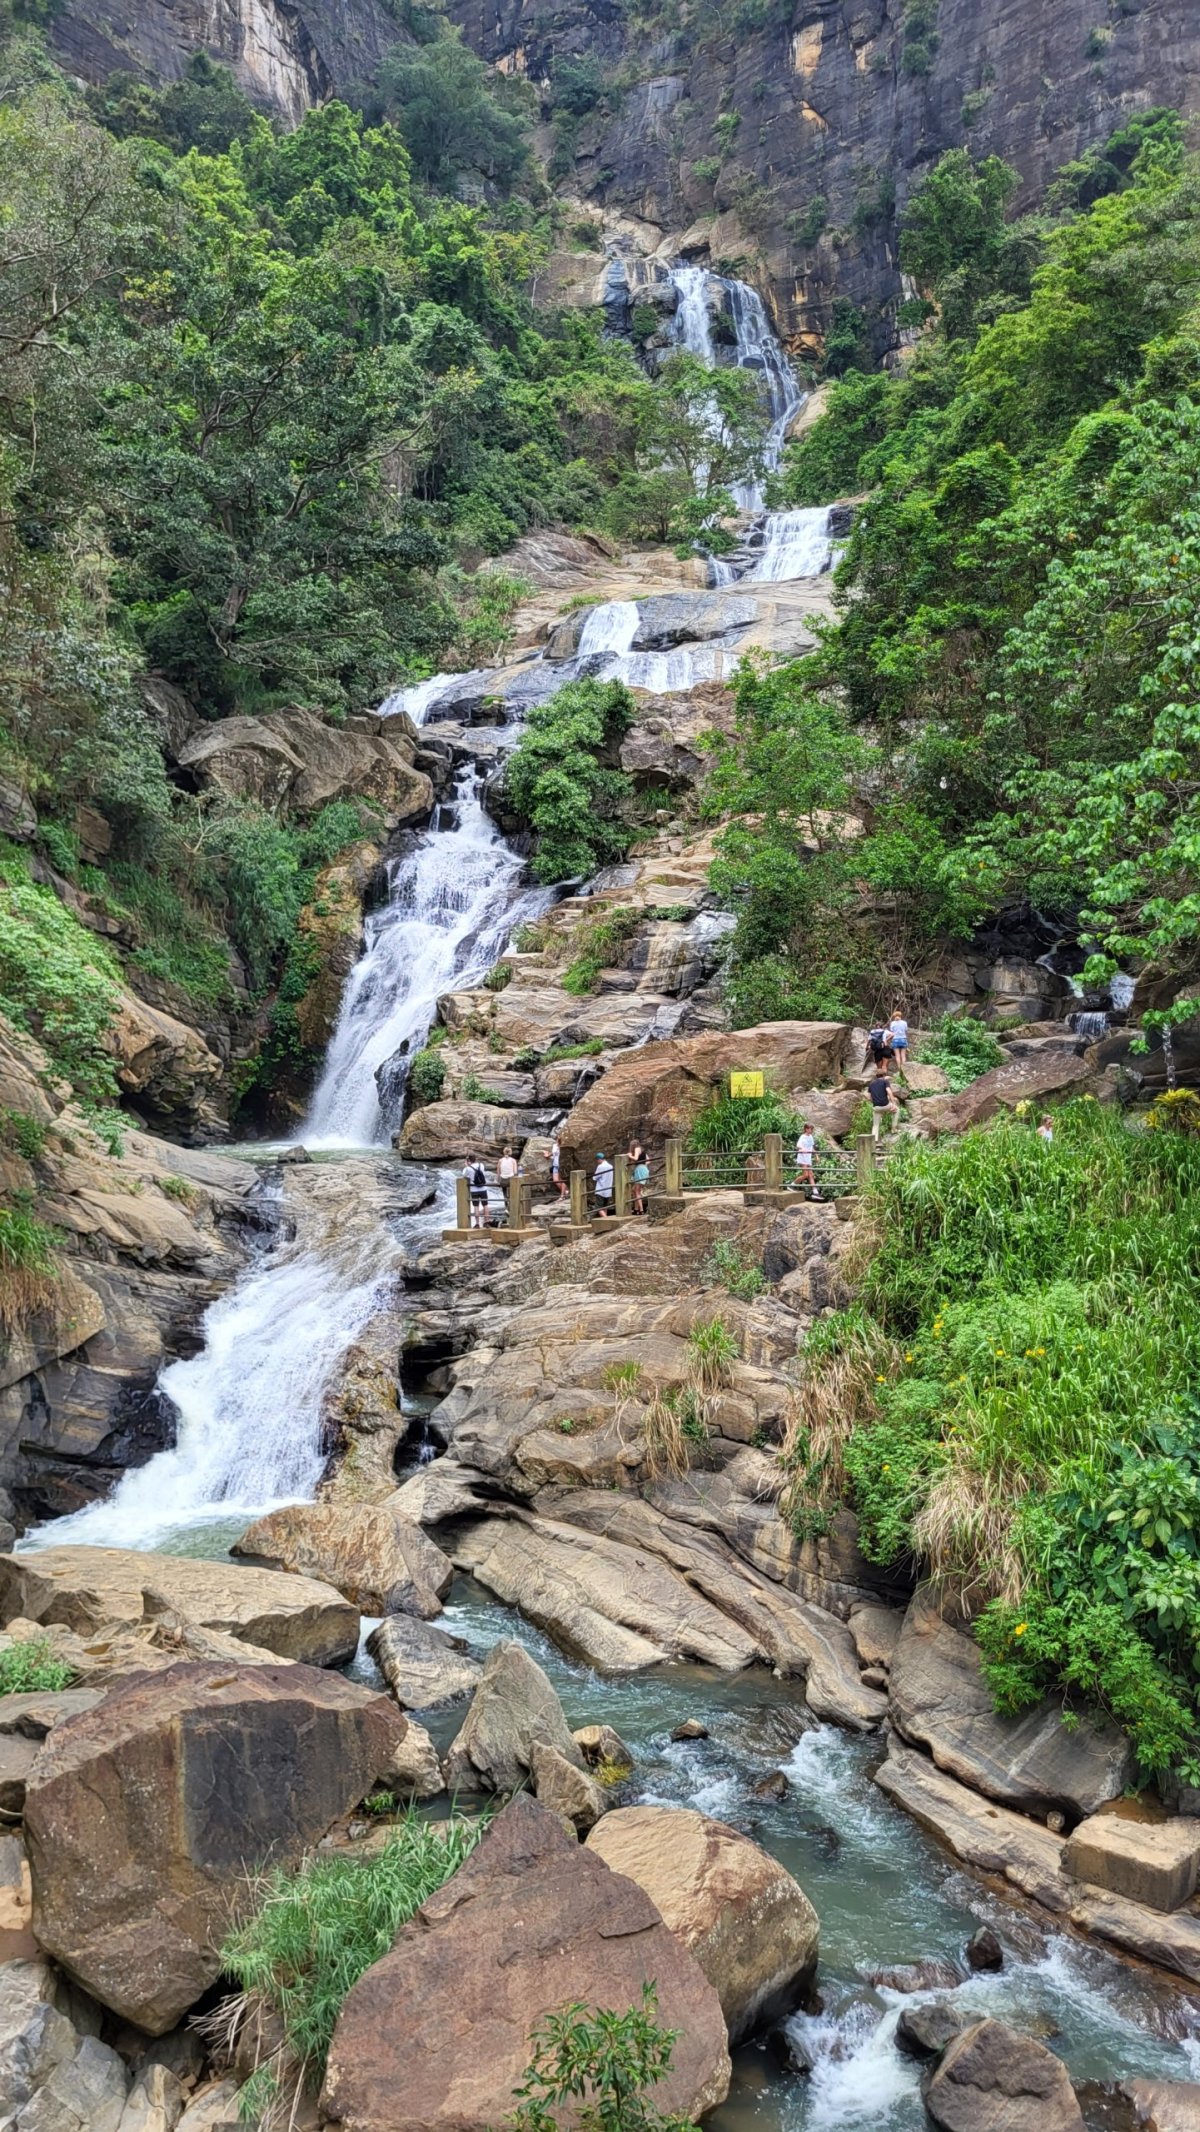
xmin=0 ymin=1193 xmax=60 ymax=1330
xmin=686 ymin=1088 xmax=800 ymax=1153
xmin=797 ymin=1100 xmax=1200 ymax=1783
xmin=219 ymin=1810 xmax=484 ymax=2105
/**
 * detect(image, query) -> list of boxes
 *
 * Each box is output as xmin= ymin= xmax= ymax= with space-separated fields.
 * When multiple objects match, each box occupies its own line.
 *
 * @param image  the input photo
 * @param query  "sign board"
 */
xmin=729 ymin=1071 xmax=765 ymax=1099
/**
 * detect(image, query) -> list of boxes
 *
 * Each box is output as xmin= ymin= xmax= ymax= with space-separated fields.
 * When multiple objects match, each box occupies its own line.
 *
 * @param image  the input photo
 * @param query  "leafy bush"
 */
xmin=509 ymin=1985 xmax=697 ymax=2132
xmin=0 ymin=1107 xmax=47 ymax=1160
xmin=409 ymin=1048 xmax=447 ymax=1104
xmin=221 ymin=1812 xmax=484 ymax=2088
xmin=0 ymin=1193 xmax=58 ymax=1275
xmin=0 ymin=1640 xmax=76 ymax=1695
xmin=687 ymin=1088 xmax=800 ymax=1153
xmin=562 ymin=909 xmax=642 ymax=996
xmin=503 ymin=681 xmax=636 ymax=885
xmin=702 ymin=1237 xmax=766 ymax=1299
xmin=483 ymin=962 xmax=513 ymax=992
xmin=0 ymin=845 xmax=121 ymax=1105
xmin=916 ymin=1013 xmax=1003 ymax=1091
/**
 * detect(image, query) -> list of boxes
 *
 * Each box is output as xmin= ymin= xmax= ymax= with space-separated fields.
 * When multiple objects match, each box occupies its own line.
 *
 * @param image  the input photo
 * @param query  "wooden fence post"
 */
xmin=856 ymin=1132 xmax=875 ymax=1187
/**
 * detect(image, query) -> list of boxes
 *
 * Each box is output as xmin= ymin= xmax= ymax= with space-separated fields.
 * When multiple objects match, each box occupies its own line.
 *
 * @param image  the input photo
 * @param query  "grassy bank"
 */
xmin=783 ymin=1101 xmax=1200 ymax=1785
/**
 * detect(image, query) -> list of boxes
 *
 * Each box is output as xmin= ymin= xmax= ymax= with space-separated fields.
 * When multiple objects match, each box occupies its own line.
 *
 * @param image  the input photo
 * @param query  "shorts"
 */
xmin=470 ymin=1190 xmax=488 ymax=1205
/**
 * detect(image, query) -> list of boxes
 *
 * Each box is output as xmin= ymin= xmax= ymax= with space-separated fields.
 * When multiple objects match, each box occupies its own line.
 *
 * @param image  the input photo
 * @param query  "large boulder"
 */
xmin=923 ymin=2019 xmax=1083 ymax=2132
xmin=106 ymin=985 xmax=224 ymax=1131
xmin=586 ymin=1806 xmax=818 ymax=2043
xmin=558 ymin=1023 xmax=849 ymax=1171
xmin=396 ymin=1098 xmax=555 ymax=1162
xmin=915 ymin=1046 xmax=1110 ymax=1135
xmin=25 ymin=1662 xmax=406 ymax=2031
xmin=1063 ymin=1813 xmax=1200 ymax=1912
xmin=320 ymin=1797 xmax=731 ymax=2132
xmin=177 ymin=707 xmax=433 ymax=827
xmin=443 ymin=1639 xmax=584 ymax=1793
xmin=0 ymin=1546 xmax=359 ymax=1668
xmin=889 ymin=1590 xmax=1132 ymax=1817
xmin=232 ymin=1501 xmax=453 ymax=1619
xmin=366 ymin=1615 xmax=482 ymax=1710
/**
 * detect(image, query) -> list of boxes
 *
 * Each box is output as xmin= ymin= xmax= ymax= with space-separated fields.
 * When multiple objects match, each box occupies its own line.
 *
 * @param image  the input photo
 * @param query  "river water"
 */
xmin=22 ymin=265 xmax=1200 ymax=2118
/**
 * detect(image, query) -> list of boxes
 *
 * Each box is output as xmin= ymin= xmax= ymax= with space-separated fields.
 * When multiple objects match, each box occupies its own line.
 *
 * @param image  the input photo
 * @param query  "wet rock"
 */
xmin=587 ymin=1804 xmax=819 ymax=2043
xmin=965 ymin=1925 xmax=1005 ymax=1972
xmin=896 ymin=2000 xmax=971 ymax=2061
xmin=753 ymin=1770 xmax=790 ymax=1801
xmin=765 ymin=2021 xmax=815 ymax=2075
xmin=573 ymin=1721 xmax=635 ymax=1777
xmin=866 ymin=1958 xmax=965 ymax=1993
xmin=630 ymin=592 xmax=758 ymax=650
xmin=321 ymin=1797 xmax=730 ymax=2130
xmin=232 ymin=1500 xmax=453 ymax=1619
xmin=0 ymin=1545 xmax=359 ymax=1669
xmin=889 ymin=1588 xmax=1132 ymax=1817
xmin=25 ymin=1661 xmax=406 ymax=2032
xmin=366 ymin=1615 xmax=482 ymax=1710
xmin=923 ymin=2018 xmax=1084 ymax=2132
xmin=443 ymin=1639 xmax=585 ymax=1793
xmin=1064 ymin=1813 xmax=1200 ymax=1914
xmin=530 ymin=1741 xmax=609 ymax=1831
xmin=1123 ymin=2080 xmax=1200 ymax=2130
xmin=673 ymin=1718 xmax=709 ymax=1740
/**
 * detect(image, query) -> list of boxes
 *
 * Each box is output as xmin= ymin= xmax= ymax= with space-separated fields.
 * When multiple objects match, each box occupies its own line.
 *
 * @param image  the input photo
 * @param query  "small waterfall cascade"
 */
xmin=305 ymin=721 xmax=550 ymax=1151
xmin=667 ymin=262 xmax=832 ymax=583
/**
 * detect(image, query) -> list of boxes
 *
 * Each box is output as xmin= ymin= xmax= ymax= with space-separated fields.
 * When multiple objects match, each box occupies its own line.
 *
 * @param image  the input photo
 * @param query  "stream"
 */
xmin=22 ymin=264 xmax=1200 ymax=2119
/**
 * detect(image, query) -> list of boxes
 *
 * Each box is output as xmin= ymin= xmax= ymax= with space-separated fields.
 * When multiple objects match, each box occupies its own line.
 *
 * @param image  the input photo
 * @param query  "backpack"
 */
xmin=470 ymin=1163 xmax=487 ymax=1190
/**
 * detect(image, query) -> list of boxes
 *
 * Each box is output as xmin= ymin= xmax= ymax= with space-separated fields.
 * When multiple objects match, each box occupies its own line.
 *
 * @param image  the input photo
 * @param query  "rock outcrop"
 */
xmin=443 ymin=1638 xmax=584 ymax=1792
xmin=0 ymin=1958 xmax=130 ymax=2131
xmin=177 ymin=708 xmax=433 ymax=827
xmin=232 ymin=1500 xmax=453 ymax=1618
xmin=366 ymin=1615 xmax=482 ymax=1710
xmin=888 ymin=1590 xmax=1132 ymax=1817
xmin=25 ymin=1661 xmax=406 ymax=2032
xmin=923 ymin=2019 xmax=1083 ymax=2132
xmin=321 ymin=1796 xmax=731 ymax=2132
xmin=0 ymin=1545 xmax=359 ymax=1668
xmin=587 ymin=1806 xmax=818 ymax=2042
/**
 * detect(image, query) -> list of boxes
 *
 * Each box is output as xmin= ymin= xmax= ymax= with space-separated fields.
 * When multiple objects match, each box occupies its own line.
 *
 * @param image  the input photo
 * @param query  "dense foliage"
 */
xmin=766 ymin=112 xmax=1200 ymax=1025
xmin=503 ymin=679 xmax=636 ymax=883
xmin=784 ymin=1103 xmax=1200 ymax=1782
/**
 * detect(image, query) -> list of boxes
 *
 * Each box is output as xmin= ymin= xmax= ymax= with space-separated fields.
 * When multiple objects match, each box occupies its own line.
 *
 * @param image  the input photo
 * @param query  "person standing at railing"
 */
xmin=792 ymin=1121 xmax=821 ymax=1200
xmin=593 ymin=1151 xmax=614 ymax=1217
xmin=628 ymin=1141 xmax=649 ymax=1215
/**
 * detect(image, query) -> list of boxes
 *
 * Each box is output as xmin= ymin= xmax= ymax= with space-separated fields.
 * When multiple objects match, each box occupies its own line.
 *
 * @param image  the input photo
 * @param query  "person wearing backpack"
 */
xmin=464 ymin=1157 xmax=489 ymax=1229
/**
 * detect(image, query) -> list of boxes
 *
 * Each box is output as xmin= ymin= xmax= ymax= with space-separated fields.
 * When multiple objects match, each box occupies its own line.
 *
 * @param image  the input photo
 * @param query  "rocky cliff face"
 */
xmin=448 ymin=0 xmax=1200 ymax=353
xmin=53 ymin=0 xmax=403 ymax=120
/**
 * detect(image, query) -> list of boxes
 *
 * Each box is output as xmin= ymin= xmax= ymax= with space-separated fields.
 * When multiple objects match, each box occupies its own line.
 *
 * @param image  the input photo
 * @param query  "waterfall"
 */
xmin=577 ymin=599 xmax=639 ymax=660
xmin=666 ymin=262 xmax=832 ymax=584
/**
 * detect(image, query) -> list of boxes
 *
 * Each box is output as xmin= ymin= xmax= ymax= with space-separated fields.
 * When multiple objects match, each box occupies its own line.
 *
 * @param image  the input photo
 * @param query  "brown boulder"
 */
xmin=366 ymin=1615 xmax=482 ymax=1710
xmin=320 ymin=1796 xmax=731 ymax=2132
xmin=586 ymin=1805 xmax=818 ymax=2043
xmin=178 ymin=708 xmax=433 ymax=827
xmin=443 ymin=1639 xmax=584 ymax=1793
xmin=1124 ymin=2082 xmax=1200 ymax=2131
xmin=106 ymin=987 xmax=224 ymax=1129
xmin=1063 ymin=1813 xmax=1200 ymax=1914
xmin=559 ymin=1023 xmax=849 ymax=1169
xmin=396 ymin=1098 xmax=553 ymax=1162
xmin=0 ymin=1546 xmax=358 ymax=1669
xmin=915 ymin=1047 xmax=1109 ymax=1135
xmin=923 ymin=2019 xmax=1083 ymax=2132
xmin=25 ymin=1661 xmax=406 ymax=2032
xmin=889 ymin=1590 xmax=1132 ymax=1817
xmin=530 ymin=1742 xmax=609 ymax=1831
xmin=232 ymin=1501 xmax=453 ymax=1619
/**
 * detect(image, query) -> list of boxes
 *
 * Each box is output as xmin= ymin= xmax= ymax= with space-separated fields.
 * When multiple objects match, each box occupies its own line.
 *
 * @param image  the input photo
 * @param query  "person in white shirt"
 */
xmin=792 ymin=1123 xmax=820 ymax=1199
xmin=593 ymin=1151 xmax=614 ymax=1217
xmin=497 ymin=1144 xmax=519 ymax=1184
xmin=1037 ymin=1113 xmax=1054 ymax=1143
xmin=463 ymin=1158 xmax=489 ymax=1229
xmin=550 ymin=1138 xmax=565 ymax=1197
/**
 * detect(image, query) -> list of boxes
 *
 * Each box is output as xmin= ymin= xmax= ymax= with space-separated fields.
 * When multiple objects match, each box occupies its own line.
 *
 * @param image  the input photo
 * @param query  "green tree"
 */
xmin=503 ymin=678 xmax=635 ymax=882
xmin=368 ymin=33 xmax=529 ymax=192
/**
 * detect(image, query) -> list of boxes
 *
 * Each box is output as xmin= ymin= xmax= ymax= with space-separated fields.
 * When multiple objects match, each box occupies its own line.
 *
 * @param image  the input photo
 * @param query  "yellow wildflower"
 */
xmin=1014 ymin=1623 xmax=1027 ymax=1637
xmin=875 ymin=1374 xmax=886 ymax=1383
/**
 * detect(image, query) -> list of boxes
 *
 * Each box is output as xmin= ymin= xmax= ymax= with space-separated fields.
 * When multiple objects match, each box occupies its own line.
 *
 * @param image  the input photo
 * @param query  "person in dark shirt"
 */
xmin=867 ymin=1068 xmax=900 ymax=1141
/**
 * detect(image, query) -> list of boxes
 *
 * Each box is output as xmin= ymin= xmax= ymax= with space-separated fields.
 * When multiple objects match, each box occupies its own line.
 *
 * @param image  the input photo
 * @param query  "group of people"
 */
xmin=863 ymin=1010 xmax=910 ymax=1141
xmin=463 ymin=1138 xmax=651 ymax=1228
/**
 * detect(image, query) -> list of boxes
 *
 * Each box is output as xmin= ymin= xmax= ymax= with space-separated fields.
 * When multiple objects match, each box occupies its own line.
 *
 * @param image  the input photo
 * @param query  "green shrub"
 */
xmin=0 ymin=845 xmax=122 ymax=1105
xmin=158 ymin=1173 xmax=197 ymax=1203
xmin=562 ymin=909 xmax=642 ymax=996
xmin=409 ymin=1048 xmax=446 ymax=1104
xmin=503 ymin=680 xmax=636 ymax=885
xmin=687 ymin=1314 xmax=739 ymax=1389
xmin=221 ymin=1812 xmax=484 ymax=2088
xmin=725 ymin=952 xmax=856 ymax=1028
xmin=0 ymin=1108 xmax=47 ymax=1160
xmin=0 ymin=1194 xmax=57 ymax=1275
xmin=483 ymin=962 xmax=513 ymax=992
xmin=687 ymin=1088 xmax=800 ymax=1153
xmin=0 ymin=1640 xmax=76 ymax=1695
xmin=702 ymin=1237 xmax=766 ymax=1299
xmin=916 ymin=1012 xmax=1003 ymax=1091
xmin=509 ymin=1984 xmax=697 ymax=2132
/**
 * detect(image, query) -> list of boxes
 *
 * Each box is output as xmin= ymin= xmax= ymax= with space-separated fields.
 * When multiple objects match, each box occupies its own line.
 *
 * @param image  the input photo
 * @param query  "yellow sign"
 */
xmin=730 ymin=1071 xmax=765 ymax=1099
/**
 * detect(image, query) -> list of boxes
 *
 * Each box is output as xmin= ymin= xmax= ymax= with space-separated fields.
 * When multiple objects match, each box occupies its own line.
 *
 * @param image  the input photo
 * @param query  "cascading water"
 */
xmin=668 ymin=262 xmax=833 ymax=583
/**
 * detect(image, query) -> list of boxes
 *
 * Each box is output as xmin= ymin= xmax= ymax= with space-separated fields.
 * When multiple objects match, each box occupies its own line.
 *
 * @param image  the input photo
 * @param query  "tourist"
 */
xmin=550 ymin=1137 xmax=565 ymax=1198
xmin=464 ymin=1157 xmax=489 ymax=1230
xmin=863 ymin=1021 xmax=895 ymax=1071
xmin=593 ymin=1150 xmax=614 ymax=1217
xmin=867 ymin=1066 xmax=900 ymax=1142
xmin=1037 ymin=1113 xmax=1054 ymax=1143
xmin=888 ymin=1009 xmax=909 ymax=1072
xmin=497 ymin=1144 xmax=519 ymax=1186
xmin=792 ymin=1121 xmax=820 ymax=1199
xmin=631 ymin=1143 xmax=650 ymax=1215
